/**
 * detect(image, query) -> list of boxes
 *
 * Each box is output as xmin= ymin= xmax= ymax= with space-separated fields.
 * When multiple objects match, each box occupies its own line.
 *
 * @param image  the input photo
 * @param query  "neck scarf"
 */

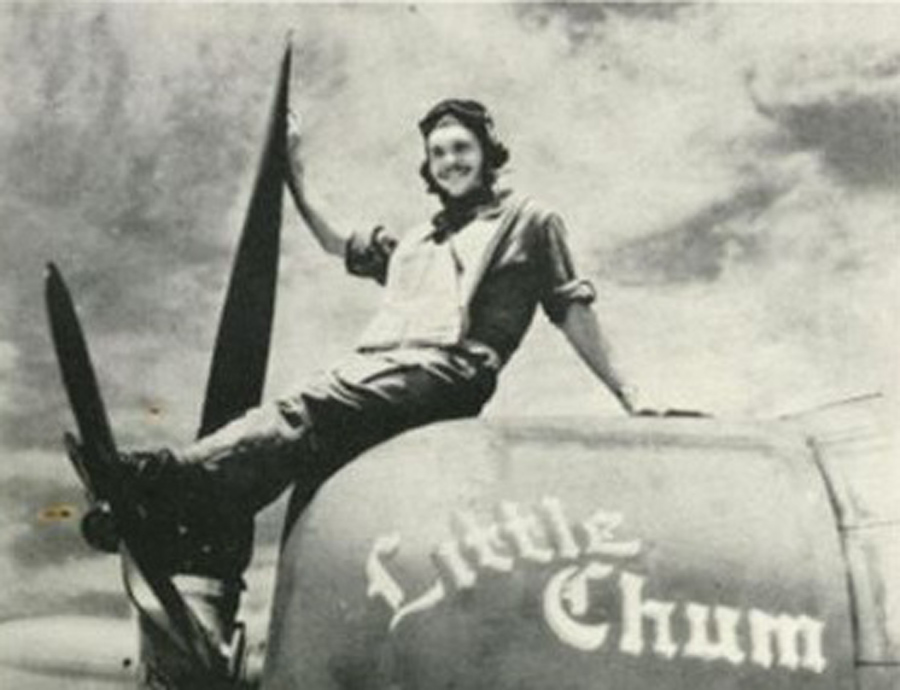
xmin=431 ymin=187 xmax=496 ymax=242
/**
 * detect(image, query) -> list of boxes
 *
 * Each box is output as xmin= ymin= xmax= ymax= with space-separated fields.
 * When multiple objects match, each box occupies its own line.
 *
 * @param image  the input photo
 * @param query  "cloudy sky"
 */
xmin=0 ymin=0 xmax=898 ymax=676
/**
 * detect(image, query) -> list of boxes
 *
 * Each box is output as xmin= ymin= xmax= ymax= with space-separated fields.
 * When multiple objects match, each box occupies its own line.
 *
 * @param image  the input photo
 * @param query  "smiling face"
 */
xmin=426 ymin=121 xmax=486 ymax=199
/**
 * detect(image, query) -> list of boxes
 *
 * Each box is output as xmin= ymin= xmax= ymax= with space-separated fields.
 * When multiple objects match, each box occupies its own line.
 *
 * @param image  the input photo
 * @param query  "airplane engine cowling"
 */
xmin=262 ymin=417 xmax=855 ymax=690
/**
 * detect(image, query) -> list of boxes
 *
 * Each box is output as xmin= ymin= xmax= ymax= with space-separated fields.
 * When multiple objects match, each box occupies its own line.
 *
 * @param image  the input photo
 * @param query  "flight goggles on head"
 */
xmin=418 ymin=99 xmax=500 ymax=145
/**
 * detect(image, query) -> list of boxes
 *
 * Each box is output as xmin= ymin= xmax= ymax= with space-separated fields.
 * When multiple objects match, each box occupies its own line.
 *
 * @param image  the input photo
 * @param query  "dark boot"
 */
xmin=118 ymin=448 xmax=215 ymax=524
xmin=119 ymin=403 xmax=308 ymax=573
xmin=116 ymin=448 xmax=246 ymax=572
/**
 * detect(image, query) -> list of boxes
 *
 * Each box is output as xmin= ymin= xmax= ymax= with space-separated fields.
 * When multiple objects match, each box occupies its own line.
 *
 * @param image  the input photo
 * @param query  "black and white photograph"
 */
xmin=0 ymin=2 xmax=897 ymax=688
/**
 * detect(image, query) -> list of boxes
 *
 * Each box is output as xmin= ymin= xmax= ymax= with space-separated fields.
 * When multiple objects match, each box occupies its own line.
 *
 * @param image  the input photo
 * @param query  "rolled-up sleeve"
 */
xmin=539 ymin=213 xmax=596 ymax=324
xmin=344 ymin=225 xmax=397 ymax=285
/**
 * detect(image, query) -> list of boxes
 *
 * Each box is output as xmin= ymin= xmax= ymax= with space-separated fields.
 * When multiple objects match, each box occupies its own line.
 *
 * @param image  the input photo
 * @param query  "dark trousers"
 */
xmin=177 ymin=347 xmax=497 ymax=580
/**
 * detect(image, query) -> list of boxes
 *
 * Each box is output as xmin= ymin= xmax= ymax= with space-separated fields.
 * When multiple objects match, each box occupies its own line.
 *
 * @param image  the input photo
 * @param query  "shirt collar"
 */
xmin=430 ymin=188 xmax=513 ymax=242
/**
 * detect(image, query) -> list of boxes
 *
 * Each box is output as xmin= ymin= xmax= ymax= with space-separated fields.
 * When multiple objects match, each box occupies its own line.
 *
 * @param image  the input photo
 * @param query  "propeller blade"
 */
xmin=45 ymin=263 xmax=118 ymax=464
xmin=199 ymin=40 xmax=293 ymax=438
xmin=46 ymin=263 xmax=227 ymax=678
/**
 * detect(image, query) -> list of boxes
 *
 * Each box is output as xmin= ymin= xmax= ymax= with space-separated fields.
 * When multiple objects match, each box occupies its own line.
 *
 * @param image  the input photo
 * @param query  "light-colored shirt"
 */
xmin=356 ymin=197 xmax=510 ymax=350
xmin=345 ymin=190 xmax=595 ymax=366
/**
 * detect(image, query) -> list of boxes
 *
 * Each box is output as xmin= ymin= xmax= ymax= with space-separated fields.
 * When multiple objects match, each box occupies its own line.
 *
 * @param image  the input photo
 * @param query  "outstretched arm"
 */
xmin=285 ymin=110 xmax=346 ymax=257
xmin=558 ymin=302 xmax=637 ymax=414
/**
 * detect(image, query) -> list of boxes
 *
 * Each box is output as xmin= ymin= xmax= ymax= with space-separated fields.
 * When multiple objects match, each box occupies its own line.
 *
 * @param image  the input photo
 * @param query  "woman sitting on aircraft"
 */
xmin=124 ymin=97 xmax=637 ymax=601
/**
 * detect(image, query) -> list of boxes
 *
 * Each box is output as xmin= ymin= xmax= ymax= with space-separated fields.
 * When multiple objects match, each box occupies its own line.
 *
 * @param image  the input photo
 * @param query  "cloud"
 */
xmin=0 ymin=4 xmax=895 ymax=426
xmin=0 ymin=342 xmax=17 ymax=371
xmin=0 ymin=341 xmax=20 ymax=420
xmin=749 ymin=43 xmax=900 ymax=188
xmin=0 ymin=473 xmax=89 ymax=569
xmin=602 ymin=179 xmax=786 ymax=285
xmin=0 ymin=3 xmax=894 ymax=430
